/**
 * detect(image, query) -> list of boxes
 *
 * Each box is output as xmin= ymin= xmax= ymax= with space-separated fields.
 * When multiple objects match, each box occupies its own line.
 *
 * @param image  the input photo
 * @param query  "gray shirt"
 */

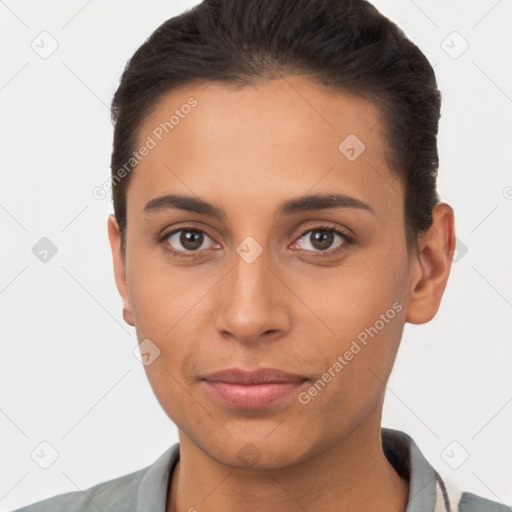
xmin=13 ymin=428 xmax=510 ymax=512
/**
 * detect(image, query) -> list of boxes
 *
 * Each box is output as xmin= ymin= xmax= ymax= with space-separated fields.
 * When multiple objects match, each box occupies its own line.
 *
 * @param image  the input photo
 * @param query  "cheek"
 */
xmin=295 ymin=305 xmax=406 ymax=442
xmin=295 ymin=250 xmax=408 ymax=344
xmin=126 ymin=251 xmax=212 ymax=338
xmin=128 ymin=269 xmax=208 ymax=427
xmin=126 ymin=259 xmax=217 ymax=382
xmin=295 ymin=250 xmax=409 ymax=406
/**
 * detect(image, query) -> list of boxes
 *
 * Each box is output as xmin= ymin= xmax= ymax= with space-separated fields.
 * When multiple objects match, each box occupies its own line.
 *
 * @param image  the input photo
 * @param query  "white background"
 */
xmin=1 ymin=0 xmax=511 ymax=509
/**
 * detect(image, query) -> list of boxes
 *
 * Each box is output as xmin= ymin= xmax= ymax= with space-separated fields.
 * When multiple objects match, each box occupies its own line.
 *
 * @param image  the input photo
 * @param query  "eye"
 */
xmin=158 ymin=224 xmax=353 ymax=259
xmin=291 ymin=225 xmax=353 ymax=256
xmin=160 ymin=228 xmax=220 ymax=257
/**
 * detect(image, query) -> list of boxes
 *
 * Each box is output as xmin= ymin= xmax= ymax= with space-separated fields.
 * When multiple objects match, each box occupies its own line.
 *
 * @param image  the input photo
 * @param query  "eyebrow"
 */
xmin=143 ymin=192 xmax=375 ymax=218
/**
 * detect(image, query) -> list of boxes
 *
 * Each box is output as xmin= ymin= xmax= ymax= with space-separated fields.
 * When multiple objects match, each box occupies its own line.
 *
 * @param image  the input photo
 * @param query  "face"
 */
xmin=109 ymin=76 xmax=434 ymax=469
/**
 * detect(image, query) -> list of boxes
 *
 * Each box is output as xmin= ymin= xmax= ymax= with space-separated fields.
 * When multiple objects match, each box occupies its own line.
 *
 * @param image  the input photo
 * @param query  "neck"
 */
xmin=167 ymin=409 xmax=409 ymax=512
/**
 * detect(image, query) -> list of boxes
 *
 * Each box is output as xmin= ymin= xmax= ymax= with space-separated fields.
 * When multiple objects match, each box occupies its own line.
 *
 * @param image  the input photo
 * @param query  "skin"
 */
xmin=108 ymin=76 xmax=455 ymax=512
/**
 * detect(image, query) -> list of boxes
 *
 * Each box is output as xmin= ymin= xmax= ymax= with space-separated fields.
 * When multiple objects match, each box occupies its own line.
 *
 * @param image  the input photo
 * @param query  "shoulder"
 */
xmin=11 ymin=444 xmax=179 ymax=512
xmin=456 ymin=491 xmax=512 ymax=512
xmin=12 ymin=466 xmax=146 ymax=512
xmin=441 ymin=476 xmax=511 ymax=512
xmin=382 ymin=428 xmax=510 ymax=512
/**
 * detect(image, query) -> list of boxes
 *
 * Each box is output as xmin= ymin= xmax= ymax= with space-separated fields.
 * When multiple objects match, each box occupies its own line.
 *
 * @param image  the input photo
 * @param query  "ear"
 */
xmin=107 ymin=215 xmax=135 ymax=326
xmin=405 ymin=202 xmax=456 ymax=324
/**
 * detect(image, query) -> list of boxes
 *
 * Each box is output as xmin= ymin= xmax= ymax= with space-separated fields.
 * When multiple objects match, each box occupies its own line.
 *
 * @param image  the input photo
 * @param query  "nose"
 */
xmin=214 ymin=245 xmax=291 ymax=345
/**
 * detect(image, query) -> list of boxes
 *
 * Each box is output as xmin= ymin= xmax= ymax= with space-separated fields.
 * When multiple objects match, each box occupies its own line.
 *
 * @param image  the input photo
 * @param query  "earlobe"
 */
xmin=405 ymin=203 xmax=456 ymax=325
xmin=107 ymin=215 xmax=135 ymax=327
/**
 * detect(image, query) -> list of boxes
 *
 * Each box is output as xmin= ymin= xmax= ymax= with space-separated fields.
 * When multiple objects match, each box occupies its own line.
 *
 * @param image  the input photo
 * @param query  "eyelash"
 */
xmin=295 ymin=224 xmax=354 ymax=258
xmin=157 ymin=224 xmax=354 ymax=259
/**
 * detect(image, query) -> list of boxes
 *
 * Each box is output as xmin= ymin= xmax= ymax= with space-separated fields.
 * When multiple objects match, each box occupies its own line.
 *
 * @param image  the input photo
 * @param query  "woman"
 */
xmin=14 ymin=0 xmax=509 ymax=511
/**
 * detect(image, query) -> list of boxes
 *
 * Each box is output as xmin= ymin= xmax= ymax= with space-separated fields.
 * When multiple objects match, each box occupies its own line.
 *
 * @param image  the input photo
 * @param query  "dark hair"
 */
xmin=110 ymin=0 xmax=441 ymax=253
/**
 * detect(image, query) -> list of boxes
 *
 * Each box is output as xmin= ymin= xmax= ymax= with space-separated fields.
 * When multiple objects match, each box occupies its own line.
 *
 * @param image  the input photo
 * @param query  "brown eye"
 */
xmin=308 ymin=230 xmax=336 ymax=250
xmin=164 ymin=228 xmax=216 ymax=254
xmin=292 ymin=226 xmax=352 ymax=255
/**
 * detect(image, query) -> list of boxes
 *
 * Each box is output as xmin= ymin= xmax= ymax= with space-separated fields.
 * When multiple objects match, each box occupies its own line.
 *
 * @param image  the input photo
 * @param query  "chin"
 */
xmin=200 ymin=430 xmax=308 ymax=470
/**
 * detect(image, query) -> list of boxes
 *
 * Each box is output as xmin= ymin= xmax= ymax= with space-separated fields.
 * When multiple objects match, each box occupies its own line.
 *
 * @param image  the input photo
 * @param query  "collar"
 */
xmin=382 ymin=428 xmax=450 ymax=512
xmin=135 ymin=428 xmax=448 ymax=512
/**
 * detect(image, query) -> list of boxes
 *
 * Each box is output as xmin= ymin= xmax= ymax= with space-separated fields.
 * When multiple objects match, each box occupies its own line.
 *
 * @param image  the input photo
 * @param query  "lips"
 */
xmin=202 ymin=367 xmax=307 ymax=385
xmin=201 ymin=368 xmax=308 ymax=408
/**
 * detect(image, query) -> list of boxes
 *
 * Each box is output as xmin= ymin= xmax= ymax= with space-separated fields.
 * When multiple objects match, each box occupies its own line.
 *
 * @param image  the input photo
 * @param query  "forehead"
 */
xmin=129 ymin=76 xmax=403 ymax=218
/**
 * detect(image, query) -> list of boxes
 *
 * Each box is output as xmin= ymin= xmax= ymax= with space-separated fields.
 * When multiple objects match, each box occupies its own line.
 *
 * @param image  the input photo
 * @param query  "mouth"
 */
xmin=201 ymin=368 xmax=308 ymax=408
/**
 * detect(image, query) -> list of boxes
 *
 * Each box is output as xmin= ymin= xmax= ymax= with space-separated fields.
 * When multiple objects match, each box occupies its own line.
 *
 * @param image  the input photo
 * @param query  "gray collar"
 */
xmin=136 ymin=428 xmax=439 ymax=511
xmin=382 ymin=428 xmax=438 ymax=512
xmin=136 ymin=444 xmax=179 ymax=511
